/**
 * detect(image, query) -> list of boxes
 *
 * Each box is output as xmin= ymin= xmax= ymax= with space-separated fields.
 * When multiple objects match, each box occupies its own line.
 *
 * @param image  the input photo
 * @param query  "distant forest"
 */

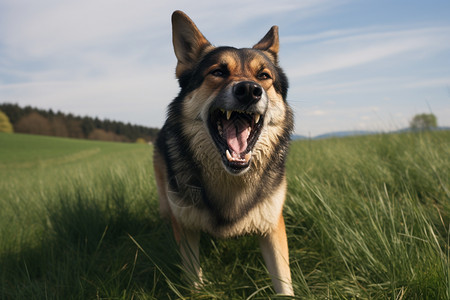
xmin=0 ymin=103 xmax=159 ymax=143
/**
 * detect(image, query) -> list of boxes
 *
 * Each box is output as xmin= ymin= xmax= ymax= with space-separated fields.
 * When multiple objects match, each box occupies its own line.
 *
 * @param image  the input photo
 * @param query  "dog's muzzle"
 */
xmin=208 ymin=81 xmax=267 ymax=175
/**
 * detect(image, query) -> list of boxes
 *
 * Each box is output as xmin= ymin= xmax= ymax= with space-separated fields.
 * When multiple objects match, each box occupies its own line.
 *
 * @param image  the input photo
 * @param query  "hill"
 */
xmin=294 ymin=127 xmax=450 ymax=140
xmin=1 ymin=131 xmax=448 ymax=298
xmin=0 ymin=103 xmax=159 ymax=143
xmin=314 ymin=130 xmax=375 ymax=139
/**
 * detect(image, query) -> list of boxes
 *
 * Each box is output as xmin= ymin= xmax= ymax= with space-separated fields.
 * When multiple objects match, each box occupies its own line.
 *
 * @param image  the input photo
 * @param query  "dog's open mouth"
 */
xmin=209 ymin=109 xmax=264 ymax=173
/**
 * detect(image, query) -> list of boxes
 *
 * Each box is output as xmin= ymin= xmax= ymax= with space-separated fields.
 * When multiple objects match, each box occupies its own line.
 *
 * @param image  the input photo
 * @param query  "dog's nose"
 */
xmin=233 ymin=81 xmax=263 ymax=104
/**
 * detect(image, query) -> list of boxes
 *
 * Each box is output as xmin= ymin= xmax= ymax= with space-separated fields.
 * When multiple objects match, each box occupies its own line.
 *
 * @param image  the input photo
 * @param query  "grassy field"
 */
xmin=0 ymin=132 xmax=449 ymax=299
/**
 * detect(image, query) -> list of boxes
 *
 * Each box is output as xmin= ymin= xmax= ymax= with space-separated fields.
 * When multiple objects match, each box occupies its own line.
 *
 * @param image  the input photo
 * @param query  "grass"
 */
xmin=0 ymin=131 xmax=449 ymax=299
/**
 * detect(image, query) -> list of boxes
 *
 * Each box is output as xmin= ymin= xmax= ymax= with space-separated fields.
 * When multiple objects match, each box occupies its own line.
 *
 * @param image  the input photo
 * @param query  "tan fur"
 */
xmin=259 ymin=213 xmax=293 ymax=295
xmin=164 ymin=167 xmax=287 ymax=238
xmin=153 ymin=150 xmax=170 ymax=219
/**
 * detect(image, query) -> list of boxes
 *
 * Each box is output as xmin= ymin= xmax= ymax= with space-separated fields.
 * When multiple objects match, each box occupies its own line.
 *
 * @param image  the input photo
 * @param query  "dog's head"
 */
xmin=171 ymin=10 xmax=290 ymax=175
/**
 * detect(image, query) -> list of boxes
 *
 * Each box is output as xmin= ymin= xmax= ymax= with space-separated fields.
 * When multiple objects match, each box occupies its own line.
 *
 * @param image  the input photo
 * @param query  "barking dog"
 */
xmin=153 ymin=10 xmax=294 ymax=295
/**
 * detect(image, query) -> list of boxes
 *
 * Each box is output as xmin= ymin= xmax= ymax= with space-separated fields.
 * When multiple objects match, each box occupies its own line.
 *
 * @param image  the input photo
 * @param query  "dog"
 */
xmin=153 ymin=10 xmax=294 ymax=295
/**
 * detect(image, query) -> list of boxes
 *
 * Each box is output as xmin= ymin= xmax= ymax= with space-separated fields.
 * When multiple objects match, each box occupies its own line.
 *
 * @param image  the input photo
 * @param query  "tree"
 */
xmin=135 ymin=137 xmax=147 ymax=144
xmin=15 ymin=112 xmax=51 ymax=135
xmin=81 ymin=117 xmax=95 ymax=137
xmin=88 ymin=128 xmax=110 ymax=141
xmin=88 ymin=128 xmax=128 ymax=142
xmin=50 ymin=116 xmax=69 ymax=137
xmin=0 ymin=103 xmax=160 ymax=142
xmin=0 ymin=103 xmax=22 ymax=124
xmin=0 ymin=110 xmax=14 ymax=133
xmin=65 ymin=118 xmax=84 ymax=138
xmin=410 ymin=113 xmax=438 ymax=131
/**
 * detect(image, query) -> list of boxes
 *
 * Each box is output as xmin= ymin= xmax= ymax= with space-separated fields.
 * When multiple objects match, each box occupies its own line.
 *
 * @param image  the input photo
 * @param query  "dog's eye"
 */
xmin=257 ymin=72 xmax=272 ymax=80
xmin=210 ymin=69 xmax=225 ymax=77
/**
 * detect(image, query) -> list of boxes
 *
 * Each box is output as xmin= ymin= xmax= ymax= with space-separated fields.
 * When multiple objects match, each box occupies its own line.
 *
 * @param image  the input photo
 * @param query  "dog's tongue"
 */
xmin=223 ymin=118 xmax=250 ymax=155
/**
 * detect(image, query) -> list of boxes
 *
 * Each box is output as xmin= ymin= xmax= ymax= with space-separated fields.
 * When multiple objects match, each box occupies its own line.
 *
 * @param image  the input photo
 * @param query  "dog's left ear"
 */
xmin=253 ymin=26 xmax=279 ymax=62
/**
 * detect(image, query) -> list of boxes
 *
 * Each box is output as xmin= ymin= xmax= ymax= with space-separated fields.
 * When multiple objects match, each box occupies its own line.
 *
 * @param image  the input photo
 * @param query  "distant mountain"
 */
xmin=393 ymin=126 xmax=450 ymax=134
xmin=314 ymin=130 xmax=377 ymax=140
xmin=293 ymin=127 xmax=450 ymax=140
xmin=291 ymin=134 xmax=308 ymax=140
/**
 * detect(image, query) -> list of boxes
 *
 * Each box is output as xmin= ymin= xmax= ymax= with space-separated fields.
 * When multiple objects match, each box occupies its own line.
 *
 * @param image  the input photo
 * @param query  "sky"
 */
xmin=1 ymin=0 xmax=449 ymax=137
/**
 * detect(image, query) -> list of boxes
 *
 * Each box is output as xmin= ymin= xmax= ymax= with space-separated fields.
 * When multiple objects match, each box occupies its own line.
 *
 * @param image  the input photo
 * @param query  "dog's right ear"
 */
xmin=172 ymin=11 xmax=212 ymax=78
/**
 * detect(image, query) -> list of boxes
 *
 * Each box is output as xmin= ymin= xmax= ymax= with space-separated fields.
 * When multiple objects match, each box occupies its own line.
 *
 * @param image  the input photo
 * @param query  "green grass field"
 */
xmin=0 ymin=132 xmax=449 ymax=299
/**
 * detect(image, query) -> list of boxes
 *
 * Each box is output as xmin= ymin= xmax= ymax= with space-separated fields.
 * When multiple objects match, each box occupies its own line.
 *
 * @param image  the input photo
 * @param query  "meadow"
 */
xmin=0 ymin=131 xmax=449 ymax=299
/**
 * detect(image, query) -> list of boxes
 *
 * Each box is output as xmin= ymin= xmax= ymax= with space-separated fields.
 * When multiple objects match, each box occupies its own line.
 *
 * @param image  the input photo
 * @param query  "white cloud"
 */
xmin=0 ymin=64 xmax=178 ymax=126
xmin=291 ymin=74 xmax=450 ymax=100
xmin=0 ymin=0 xmax=449 ymax=135
xmin=0 ymin=0 xmax=351 ymax=129
xmin=1 ymin=0 xmax=168 ymax=57
xmin=286 ymin=27 xmax=450 ymax=77
xmin=310 ymin=110 xmax=327 ymax=116
xmin=303 ymin=106 xmax=380 ymax=118
xmin=0 ymin=0 xmax=345 ymax=57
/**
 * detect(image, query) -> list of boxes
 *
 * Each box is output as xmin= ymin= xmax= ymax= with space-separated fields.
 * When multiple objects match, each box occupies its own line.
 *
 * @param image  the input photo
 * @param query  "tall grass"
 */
xmin=286 ymin=132 xmax=449 ymax=299
xmin=0 ymin=134 xmax=176 ymax=299
xmin=0 ymin=131 xmax=449 ymax=299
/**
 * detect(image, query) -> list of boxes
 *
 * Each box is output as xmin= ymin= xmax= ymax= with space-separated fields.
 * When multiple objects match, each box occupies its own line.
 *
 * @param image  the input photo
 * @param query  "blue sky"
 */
xmin=1 ymin=0 xmax=449 ymax=136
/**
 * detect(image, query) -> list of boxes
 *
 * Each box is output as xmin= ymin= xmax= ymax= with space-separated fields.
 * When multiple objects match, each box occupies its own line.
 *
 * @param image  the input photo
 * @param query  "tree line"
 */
xmin=0 ymin=103 xmax=159 ymax=143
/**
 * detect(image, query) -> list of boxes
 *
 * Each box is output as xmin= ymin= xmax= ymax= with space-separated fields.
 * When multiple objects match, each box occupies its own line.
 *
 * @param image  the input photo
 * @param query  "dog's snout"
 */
xmin=233 ymin=81 xmax=263 ymax=104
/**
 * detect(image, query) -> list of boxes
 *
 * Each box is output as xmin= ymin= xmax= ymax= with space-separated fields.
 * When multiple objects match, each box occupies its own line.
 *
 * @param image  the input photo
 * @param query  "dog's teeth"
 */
xmin=226 ymin=111 xmax=232 ymax=120
xmin=226 ymin=149 xmax=251 ymax=163
xmin=244 ymin=151 xmax=251 ymax=162
xmin=254 ymin=114 xmax=261 ymax=124
xmin=226 ymin=149 xmax=233 ymax=161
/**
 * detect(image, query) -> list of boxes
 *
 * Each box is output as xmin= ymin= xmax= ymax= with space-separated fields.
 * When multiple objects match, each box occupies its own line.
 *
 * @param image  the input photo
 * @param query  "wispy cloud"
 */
xmin=0 ymin=0 xmax=449 ymax=135
xmin=0 ymin=0 xmax=350 ymax=128
xmin=1 ymin=0 xmax=344 ymax=57
xmin=286 ymin=26 xmax=450 ymax=77
xmin=1 ymin=0 xmax=167 ymax=57
xmin=292 ymin=75 xmax=450 ymax=98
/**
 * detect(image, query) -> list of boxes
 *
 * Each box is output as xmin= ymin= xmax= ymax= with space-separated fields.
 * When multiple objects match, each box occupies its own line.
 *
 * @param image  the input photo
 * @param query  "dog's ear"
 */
xmin=172 ymin=11 xmax=212 ymax=77
xmin=253 ymin=26 xmax=279 ymax=62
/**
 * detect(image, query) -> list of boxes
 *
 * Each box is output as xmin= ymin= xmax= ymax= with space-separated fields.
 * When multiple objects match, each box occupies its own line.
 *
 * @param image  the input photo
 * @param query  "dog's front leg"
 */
xmin=179 ymin=228 xmax=202 ymax=285
xmin=259 ymin=214 xmax=294 ymax=295
xmin=170 ymin=216 xmax=203 ymax=286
